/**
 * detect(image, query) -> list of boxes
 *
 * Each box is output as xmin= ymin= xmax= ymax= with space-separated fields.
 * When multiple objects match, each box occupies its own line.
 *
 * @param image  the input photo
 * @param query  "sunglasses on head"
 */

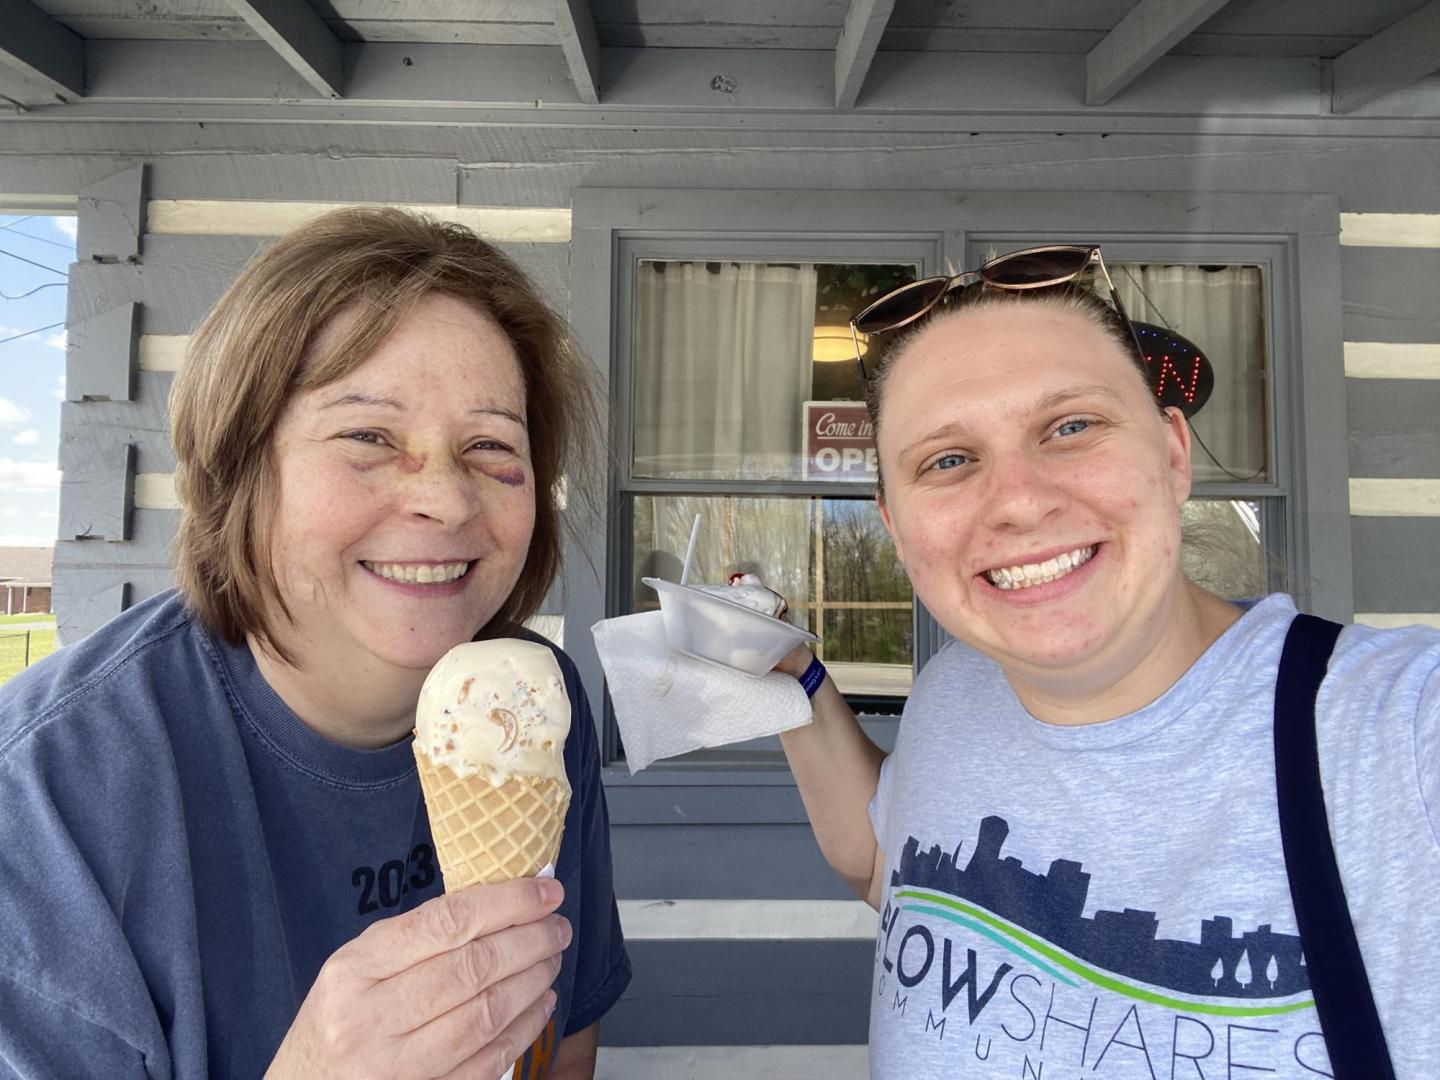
xmin=849 ymin=244 xmax=1144 ymax=383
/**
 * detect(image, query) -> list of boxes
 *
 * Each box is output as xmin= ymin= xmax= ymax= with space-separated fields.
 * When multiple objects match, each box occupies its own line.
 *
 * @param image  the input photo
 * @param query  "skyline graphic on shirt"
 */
xmin=893 ymin=815 xmax=1314 ymax=1005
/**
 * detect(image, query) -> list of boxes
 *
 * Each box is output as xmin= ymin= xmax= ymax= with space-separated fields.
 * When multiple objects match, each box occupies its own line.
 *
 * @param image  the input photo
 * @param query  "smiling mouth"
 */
xmin=361 ymin=560 xmax=472 ymax=584
xmin=984 ymin=545 xmax=1097 ymax=590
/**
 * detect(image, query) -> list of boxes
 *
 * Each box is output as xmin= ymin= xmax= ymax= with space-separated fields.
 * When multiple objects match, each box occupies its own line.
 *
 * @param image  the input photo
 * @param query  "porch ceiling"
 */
xmin=0 ymin=0 xmax=1437 ymax=123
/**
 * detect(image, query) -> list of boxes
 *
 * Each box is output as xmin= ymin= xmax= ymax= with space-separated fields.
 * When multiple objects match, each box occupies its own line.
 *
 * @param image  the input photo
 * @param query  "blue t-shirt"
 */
xmin=0 ymin=591 xmax=630 ymax=1079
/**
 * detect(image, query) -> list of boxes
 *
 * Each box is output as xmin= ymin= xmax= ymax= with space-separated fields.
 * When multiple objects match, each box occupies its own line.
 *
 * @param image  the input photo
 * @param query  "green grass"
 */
xmin=0 ymin=629 xmax=56 ymax=684
xmin=0 ymin=612 xmax=55 ymax=626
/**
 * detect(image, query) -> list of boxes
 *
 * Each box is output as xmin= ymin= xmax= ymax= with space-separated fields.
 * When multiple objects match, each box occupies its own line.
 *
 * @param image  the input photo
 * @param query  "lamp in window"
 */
xmin=813 ymin=325 xmax=867 ymax=363
xmin=1132 ymin=321 xmax=1214 ymax=418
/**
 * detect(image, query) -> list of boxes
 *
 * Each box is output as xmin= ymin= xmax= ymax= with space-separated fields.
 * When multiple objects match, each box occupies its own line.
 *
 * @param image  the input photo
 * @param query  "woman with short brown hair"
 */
xmin=0 ymin=207 xmax=629 ymax=1079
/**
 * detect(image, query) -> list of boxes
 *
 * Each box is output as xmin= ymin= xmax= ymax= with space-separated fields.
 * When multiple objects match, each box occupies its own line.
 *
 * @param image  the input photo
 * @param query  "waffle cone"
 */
xmin=414 ymin=748 xmax=571 ymax=891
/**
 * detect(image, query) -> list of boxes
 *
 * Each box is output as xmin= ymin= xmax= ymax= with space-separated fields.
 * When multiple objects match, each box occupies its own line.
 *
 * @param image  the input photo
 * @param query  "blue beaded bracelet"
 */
xmin=798 ymin=654 xmax=827 ymax=698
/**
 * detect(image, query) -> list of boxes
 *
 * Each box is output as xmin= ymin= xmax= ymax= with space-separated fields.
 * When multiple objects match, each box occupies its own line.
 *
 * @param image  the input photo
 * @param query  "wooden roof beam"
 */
xmin=1333 ymin=0 xmax=1440 ymax=114
xmin=554 ymin=0 xmax=600 ymax=105
xmin=225 ymin=0 xmax=342 ymax=99
xmin=1086 ymin=0 xmax=1234 ymax=106
xmin=0 ymin=0 xmax=84 ymax=100
xmin=835 ymin=0 xmax=896 ymax=109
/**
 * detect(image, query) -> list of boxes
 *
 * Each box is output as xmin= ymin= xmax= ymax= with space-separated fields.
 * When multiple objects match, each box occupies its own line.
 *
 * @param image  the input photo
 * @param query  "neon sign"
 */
xmin=1132 ymin=321 xmax=1214 ymax=418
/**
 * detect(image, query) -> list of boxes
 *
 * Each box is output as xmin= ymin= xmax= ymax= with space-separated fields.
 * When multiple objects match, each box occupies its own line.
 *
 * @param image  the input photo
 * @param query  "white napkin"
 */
xmin=591 ymin=611 xmax=813 ymax=773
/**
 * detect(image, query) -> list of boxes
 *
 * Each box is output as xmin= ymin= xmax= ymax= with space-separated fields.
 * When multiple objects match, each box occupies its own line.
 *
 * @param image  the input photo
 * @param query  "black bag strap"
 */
xmin=1274 ymin=613 xmax=1395 ymax=1079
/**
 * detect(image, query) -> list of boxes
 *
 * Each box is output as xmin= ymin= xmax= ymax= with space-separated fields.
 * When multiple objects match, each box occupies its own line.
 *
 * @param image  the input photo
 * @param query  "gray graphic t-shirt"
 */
xmin=869 ymin=595 xmax=1440 ymax=1078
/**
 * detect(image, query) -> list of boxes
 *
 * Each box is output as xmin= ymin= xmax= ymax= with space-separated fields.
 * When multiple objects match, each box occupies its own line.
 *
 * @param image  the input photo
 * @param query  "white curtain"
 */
xmin=1112 ymin=264 xmax=1266 ymax=483
xmin=633 ymin=261 xmax=817 ymax=480
xmin=631 ymin=261 xmax=818 ymax=615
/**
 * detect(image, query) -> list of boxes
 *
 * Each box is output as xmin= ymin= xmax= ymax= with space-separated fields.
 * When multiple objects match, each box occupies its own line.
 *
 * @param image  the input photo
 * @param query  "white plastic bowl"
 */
xmin=642 ymin=577 xmax=820 ymax=677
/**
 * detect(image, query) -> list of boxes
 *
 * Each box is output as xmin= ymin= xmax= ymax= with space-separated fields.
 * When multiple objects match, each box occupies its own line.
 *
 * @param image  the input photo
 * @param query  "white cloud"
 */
xmin=0 ymin=459 xmax=60 ymax=493
xmin=0 ymin=532 xmax=57 ymax=547
xmin=53 ymin=375 xmax=66 ymax=401
xmin=0 ymin=397 xmax=29 ymax=425
xmin=12 ymin=429 xmax=40 ymax=445
xmin=45 ymin=330 xmax=67 ymax=352
xmin=54 ymin=217 xmax=78 ymax=240
xmin=1 ymin=507 xmax=19 ymax=517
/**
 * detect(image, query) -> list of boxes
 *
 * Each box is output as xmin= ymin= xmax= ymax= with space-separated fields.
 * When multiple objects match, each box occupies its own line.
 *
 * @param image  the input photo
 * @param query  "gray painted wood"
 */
xmin=1085 ymin=0 xmax=1235 ymax=106
xmin=52 ymin=576 xmax=128 ymax=645
xmin=19 ymin=36 xmax=1440 ymax=125
xmin=1348 ymin=379 xmax=1440 ymax=479
xmin=58 ymin=438 xmax=133 ymax=541
xmin=1332 ymin=0 xmax=1440 ymax=114
xmin=51 ymin=508 xmax=177 ymax=567
xmin=65 ymin=302 xmax=136 ymax=401
xmin=553 ymin=0 xmax=600 ymax=105
xmin=50 ymin=566 xmax=176 ymax=644
xmin=611 ymin=824 xmax=854 ymax=900
xmin=9 ymin=131 xmax=1440 ymax=213
xmin=59 ymin=381 xmax=174 ymax=471
xmin=1341 ymin=248 xmax=1440 ymax=344
xmin=0 ymin=0 xmax=85 ymax=99
xmin=77 ymin=164 xmax=144 ymax=262
xmin=65 ymin=235 xmax=570 ymax=333
xmin=226 ymin=0 xmax=344 ymax=99
xmin=607 ymin=940 xmax=871 ymax=1046
xmin=1292 ymin=209 xmax=1355 ymax=622
xmin=1352 ymin=517 xmax=1440 ymax=612
xmin=834 ymin=0 xmax=895 ymax=109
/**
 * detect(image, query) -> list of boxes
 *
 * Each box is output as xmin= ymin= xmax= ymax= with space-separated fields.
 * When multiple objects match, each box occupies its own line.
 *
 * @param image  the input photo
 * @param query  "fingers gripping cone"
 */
xmin=414 ymin=640 xmax=572 ymax=892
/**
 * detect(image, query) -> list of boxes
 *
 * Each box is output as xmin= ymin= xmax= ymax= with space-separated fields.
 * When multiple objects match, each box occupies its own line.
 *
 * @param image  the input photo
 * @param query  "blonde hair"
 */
xmin=170 ymin=206 xmax=600 ymax=660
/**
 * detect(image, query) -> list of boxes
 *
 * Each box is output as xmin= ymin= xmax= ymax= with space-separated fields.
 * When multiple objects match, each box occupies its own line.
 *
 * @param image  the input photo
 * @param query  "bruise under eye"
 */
xmin=484 ymin=466 xmax=526 ymax=488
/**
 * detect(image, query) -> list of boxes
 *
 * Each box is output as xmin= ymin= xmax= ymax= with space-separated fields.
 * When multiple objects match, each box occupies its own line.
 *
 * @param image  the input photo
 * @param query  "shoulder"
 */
xmin=0 ymin=591 xmax=206 ymax=766
xmin=1323 ymin=617 xmax=1440 ymax=718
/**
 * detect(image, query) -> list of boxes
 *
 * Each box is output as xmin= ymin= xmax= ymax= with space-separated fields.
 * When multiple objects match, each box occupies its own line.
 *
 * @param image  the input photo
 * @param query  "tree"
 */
xmin=1266 ymin=955 xmax=1278 ymax=990
xmin=1235 ymin=949 xmax=1253 ymax=990
xmin=1210 ymin=957 xmax=1223 ymax=988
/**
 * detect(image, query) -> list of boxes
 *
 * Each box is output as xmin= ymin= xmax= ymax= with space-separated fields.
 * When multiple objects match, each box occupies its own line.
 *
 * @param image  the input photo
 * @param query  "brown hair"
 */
xmin=170 ymin=206 xmax=601 ymax=660
xmin=863 ymin=281 xmax=1158 ymax=499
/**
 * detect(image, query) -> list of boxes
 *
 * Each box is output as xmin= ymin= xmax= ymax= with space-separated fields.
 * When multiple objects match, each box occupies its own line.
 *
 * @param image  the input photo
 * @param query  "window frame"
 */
xmin=567 ymin=189 xmax=1348 ymax=810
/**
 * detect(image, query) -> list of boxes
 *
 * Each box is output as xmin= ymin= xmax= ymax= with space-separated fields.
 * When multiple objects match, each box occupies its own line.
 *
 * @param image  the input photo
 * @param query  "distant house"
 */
xmin=0 ymin=547 xmax=53 ymax=616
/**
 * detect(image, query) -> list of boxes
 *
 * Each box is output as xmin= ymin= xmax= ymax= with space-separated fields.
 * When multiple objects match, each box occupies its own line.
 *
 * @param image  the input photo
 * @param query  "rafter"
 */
xmin=1333 ymin=0 xmax=1440 ymax=114
xmin=225 ymin=0 xmax=342 ymax=99
xmin=834 ymin=0 xmax=895 ymax=109
xmin=0 ymin=0 xmax=84 ymax=99
xmin=1086 ymin=0 xmax=1234 ymax=106
xmin=554 ymin=0 xmax=600 ymax=105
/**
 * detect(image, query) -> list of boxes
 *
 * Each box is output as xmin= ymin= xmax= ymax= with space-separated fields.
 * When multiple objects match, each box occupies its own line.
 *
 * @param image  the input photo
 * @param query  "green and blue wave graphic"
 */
xmin=896 ymin=888 xmax=1316 ymax=1019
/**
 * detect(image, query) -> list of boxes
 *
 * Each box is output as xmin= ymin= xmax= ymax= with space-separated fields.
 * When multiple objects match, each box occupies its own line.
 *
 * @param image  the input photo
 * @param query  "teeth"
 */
xmin=363 ymin=561 xmax=470 ymax=584
xmin=985 ymin=546 xmax=1095 ymax=591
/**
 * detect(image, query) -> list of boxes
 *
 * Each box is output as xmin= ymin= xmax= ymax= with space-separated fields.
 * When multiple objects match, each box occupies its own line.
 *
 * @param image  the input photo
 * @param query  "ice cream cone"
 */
xmin=413 ymin=749 xmax=571 ymax=890
xmin=413 ymin=639 xmax=573 ymax=894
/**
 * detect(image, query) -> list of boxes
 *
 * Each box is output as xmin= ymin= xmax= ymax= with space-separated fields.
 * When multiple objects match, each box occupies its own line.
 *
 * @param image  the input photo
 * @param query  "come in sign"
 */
xmin=802 ymin=401 xmax=877 ymax=482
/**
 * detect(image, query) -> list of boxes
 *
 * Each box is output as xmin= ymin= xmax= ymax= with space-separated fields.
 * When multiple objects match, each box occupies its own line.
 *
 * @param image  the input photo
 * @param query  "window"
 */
xmin=621 ymin=253 xmax=922 ymax=708
xmin=1112 ymin=259 xmax=1278 ymax=599
xmin=570 ymin=190 xmax=1347 ymax=784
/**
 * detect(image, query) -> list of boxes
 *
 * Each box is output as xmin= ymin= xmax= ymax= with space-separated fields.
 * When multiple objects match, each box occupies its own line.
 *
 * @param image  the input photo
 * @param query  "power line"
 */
xmin=1 ymin=282 xmax=66 ymax=300
xmin=0 ymin=220 xmax=75 ymax=253
xmin=0 ymin=321 xmax=64 ymax=347
xmin=0 ymin=247 xmax=67 ymax=278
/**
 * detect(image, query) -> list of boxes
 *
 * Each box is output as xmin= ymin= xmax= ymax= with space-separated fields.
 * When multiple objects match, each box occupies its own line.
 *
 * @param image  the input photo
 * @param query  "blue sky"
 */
xmin=0 ymin=214 xmax=71 ymax=548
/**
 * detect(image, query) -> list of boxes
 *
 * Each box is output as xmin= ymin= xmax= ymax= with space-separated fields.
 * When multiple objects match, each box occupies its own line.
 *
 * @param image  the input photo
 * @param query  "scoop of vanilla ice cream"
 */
xmin=415 ymin=639 xmax=571 ymax=789
xmin=696 ymin=573 xmax=789 ymax=618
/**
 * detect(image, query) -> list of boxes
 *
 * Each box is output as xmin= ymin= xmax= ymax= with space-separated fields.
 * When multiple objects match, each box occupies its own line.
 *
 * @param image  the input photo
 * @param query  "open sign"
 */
xmin=802 ymin=401 xmax=878 ymax=482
